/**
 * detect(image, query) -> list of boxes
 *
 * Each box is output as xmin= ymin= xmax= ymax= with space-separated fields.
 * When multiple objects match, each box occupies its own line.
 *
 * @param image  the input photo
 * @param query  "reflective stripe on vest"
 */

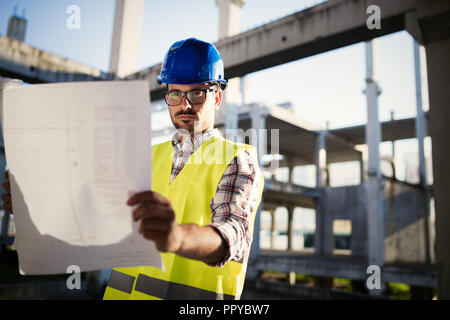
xmin=107 ymin=270 xmax=136 ymax=294
xmin=103 ymin=137 xmax=264 ymax=300
xmin=107 ymin=270 xmax=235 ymax=300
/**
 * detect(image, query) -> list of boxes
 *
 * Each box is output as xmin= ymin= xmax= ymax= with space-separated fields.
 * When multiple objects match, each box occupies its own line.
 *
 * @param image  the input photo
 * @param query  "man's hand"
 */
xmin=127 ymin=191 xmax=183 ymax=254
xmin=2 ymin=170 xmax=13 ymax=215
xmin=127 ymin=190 xmax=226 ymax=265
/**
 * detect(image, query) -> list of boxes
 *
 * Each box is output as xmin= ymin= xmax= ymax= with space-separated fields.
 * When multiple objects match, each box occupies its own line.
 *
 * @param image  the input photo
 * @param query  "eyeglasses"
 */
xmin=164 ymin=88 xmax=217 ymax=106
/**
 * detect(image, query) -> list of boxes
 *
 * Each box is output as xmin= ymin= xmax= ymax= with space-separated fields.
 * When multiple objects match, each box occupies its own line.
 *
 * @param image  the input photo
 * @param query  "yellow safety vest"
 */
xmin=103 ymin=136 xmax=264 ymax=300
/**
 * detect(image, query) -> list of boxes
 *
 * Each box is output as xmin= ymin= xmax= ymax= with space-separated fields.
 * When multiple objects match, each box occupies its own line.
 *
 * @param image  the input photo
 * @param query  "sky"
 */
xmin=0 ymin=0 xmax=430 ymax=184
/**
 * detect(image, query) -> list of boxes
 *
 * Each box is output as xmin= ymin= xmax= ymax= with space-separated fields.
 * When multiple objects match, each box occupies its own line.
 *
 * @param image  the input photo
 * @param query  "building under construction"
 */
xmin=0 ymin=0 xmax=449 ymax=300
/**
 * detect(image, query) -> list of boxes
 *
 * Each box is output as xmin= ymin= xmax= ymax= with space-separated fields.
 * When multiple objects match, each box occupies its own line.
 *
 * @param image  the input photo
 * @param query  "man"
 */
xmin=3 ymin=38 xmax=264 ymax=300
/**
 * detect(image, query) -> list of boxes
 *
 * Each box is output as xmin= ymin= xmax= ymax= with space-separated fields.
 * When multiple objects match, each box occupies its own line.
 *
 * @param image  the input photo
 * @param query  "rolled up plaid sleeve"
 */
xmin=208 ymin=149 xmax=263 ymax=267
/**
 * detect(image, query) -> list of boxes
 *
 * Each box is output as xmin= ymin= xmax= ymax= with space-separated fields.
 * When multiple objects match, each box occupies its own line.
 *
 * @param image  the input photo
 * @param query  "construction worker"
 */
xmin=2 ymin=37 xmax=264 ymax=300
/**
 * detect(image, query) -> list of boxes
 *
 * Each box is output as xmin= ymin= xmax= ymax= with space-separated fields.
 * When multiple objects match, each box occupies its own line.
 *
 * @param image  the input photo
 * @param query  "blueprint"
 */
xmin=0 ymin=80 xmax=163 ymax=275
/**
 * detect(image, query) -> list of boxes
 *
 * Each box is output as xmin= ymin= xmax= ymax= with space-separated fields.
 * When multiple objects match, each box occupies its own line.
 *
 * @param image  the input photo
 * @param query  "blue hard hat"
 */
xmin=157 ymin=38 xmax=227 ymax=90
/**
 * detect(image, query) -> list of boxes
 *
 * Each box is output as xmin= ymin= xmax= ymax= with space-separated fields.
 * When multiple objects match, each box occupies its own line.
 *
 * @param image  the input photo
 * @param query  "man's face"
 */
xmin=167 ymin=83 xmax=222 ymax=134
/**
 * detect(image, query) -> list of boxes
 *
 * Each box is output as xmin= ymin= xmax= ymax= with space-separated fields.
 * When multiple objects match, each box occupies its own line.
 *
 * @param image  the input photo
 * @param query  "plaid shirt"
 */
xmin=170 ymin=129 xmax=262 ymax=267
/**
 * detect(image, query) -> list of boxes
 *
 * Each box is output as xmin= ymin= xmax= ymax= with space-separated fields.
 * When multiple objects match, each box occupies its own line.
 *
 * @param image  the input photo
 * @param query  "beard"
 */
xmin=173 ymin=119 xmax=193 ymax=131
xmin=171 ymin=111 xmax=200 ymax=133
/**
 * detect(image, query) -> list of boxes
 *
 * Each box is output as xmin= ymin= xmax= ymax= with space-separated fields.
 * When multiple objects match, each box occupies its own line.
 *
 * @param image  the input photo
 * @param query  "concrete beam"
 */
xmin=329 ymin=115 xmax=426 ymax=145
xmin=219 ymin=0 xmax=415 ymax=78
xmin=0 ymin=35 xmax=112 ymax=83
xmin=263 ymin=179 xmax=318 ymax=210
xmin=255 ymin=253 xmax=438 ymax=288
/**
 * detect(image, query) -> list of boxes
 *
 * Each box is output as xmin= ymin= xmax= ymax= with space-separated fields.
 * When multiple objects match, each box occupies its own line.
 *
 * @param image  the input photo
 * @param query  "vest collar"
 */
xmin=171 ymin=128 xmax=222 ymax=153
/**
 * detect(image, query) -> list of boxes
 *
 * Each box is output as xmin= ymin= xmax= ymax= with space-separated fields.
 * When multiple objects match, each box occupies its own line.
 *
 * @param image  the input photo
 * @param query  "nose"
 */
xmin=180 ymin=95 xmax=192 ymax=110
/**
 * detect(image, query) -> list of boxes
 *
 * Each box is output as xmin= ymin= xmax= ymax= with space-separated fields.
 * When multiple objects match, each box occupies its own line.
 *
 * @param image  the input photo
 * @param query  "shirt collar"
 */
xmin=171 ymin=128 xmax=221 ymax=152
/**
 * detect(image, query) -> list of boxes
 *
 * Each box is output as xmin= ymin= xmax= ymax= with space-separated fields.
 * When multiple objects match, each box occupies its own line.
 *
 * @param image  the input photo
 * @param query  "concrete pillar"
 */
xmin=390 ymin=111 xmax=396 ymax=165
xmin=247 ymin=103 xmax=266 ymax=278
xmin=287 ymin=158 xmax=295 ymax=185
xmin=240 ymin=75 xmax=247 ymax=105
xmin=287 ymin=206 xmax=294 ymax=251
xmin=359 ymin=152 xmax=365 ymax=184
xmin=215 ymin=0 xmax=246 ymax=126
xmin=413 ymin=41 xmax=433 ymax=265
xmin=425 ymin=37 xmax=450 ymax=299
xmin=313 ymin=130 xmax=333 ymax=287
xmin=109 ymin=0 xmax=145 ymax=78
xmin=216 ymin=0 xmax=244 ymax=38
xmin=421 ymin=29 xmax=450 ymax=302
xmin=314 ymin=131 xmax=327 ymax=256
xmin=363 ymin=39 xmax=384 ymax=266
xmin=270 ymin=209 xmax=276 ymax=250
xmin=288 ymin=271 xmax=296 ymax=285
xmin=325 ymin=164 xmax=330 ymax=186
xmin=363 ymin=40 xmax=385 ymax=296
xmin=250 ymin=104 xmax=267 ymax=169
xmin=315 ymin=132 xmax=327 ymax=189
xmin=406 ymin=0 xmax=450 ymax=299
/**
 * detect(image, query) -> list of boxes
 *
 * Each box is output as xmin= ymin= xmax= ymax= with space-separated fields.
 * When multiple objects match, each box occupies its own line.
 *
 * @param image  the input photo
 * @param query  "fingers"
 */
xmin=139 ymin=217 xmax=170 ymax=233
xmin=140 ymin=230 xmax=162 ymax=242
xmin=2 ymin=173 xmax=12 ymax=214
xmin=2 ymin=193 xmax=11 ymax=202
xmin=132 ymin=202 xmax=174 ymax=222
xmin=139 ymin=226 xmax=181 ymax=253
xmin=127 ymin=191 xmax=171 ymax=207
xmin=2 ymin=204 xmax=12 ymax=214
xmin=2 ymin=192 xmax=12 ymax=214
xmin=3 ymin=170 xmax=11 ymax=193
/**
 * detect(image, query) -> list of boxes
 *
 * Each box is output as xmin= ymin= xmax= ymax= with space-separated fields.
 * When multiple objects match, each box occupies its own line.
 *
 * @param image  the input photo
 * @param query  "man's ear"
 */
xmin=214 ymin=89 xmax=222 ymax=111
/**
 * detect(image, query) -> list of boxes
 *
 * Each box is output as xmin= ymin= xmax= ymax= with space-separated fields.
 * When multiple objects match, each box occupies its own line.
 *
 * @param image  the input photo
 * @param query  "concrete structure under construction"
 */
xmin=127 ymin=0 xmax=449 ymax=299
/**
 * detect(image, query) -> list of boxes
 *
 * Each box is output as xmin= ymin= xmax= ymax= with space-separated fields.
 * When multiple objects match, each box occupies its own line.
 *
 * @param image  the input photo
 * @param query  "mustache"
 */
xmin=175 ymin=110 xmax=197 ymax=117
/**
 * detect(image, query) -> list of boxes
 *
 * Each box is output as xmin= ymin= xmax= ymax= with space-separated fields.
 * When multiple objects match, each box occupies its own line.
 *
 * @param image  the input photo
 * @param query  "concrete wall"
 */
xmin=321 ymin=180 xmax=429 ymax=264
xmin=383 ymin=180 xmax=429 ymax=264
xmin=322 ymin=185 xmax=368 ymax=258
